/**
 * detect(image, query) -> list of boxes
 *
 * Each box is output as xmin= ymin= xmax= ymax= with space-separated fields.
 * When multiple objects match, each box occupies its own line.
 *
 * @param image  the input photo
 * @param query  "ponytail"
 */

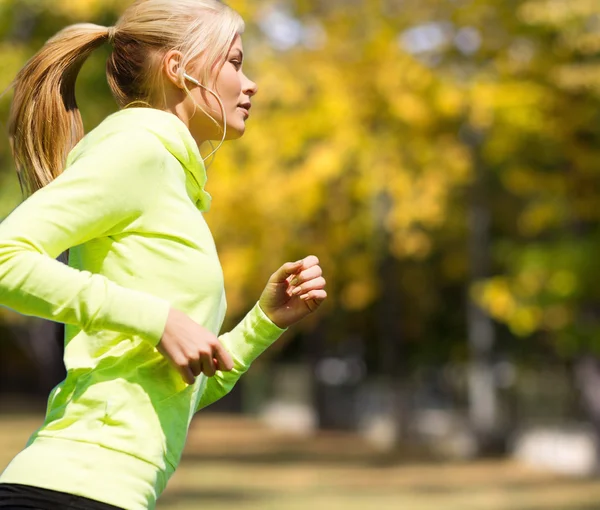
xmin=8 ymin=24 xmax=110 ymax=196
xmin=8 ymin=0 xmax=245 ymax=195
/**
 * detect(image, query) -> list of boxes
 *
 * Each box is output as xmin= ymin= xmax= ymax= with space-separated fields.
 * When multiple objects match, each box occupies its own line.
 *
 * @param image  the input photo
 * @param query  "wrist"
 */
xmin=258 ymin=302 xmax=289 ymax=330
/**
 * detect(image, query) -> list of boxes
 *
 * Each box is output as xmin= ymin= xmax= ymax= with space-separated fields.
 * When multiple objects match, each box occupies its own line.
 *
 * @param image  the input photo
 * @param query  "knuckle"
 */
xmin=185 ymin=349 xmax=200 ymax=361
xmin=197 ymin=349 xmax=210 ymax=359
xmin=174 ymin=357 xmax=188 ymax=368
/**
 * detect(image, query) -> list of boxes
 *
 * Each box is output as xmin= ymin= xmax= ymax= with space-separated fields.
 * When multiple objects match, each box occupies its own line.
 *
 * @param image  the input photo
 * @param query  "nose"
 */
xmin=242 ymin=72 xmax=258 ymax=98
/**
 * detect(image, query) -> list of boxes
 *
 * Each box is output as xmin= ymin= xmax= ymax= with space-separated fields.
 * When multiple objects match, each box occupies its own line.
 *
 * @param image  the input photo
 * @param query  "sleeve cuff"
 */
xmin=254 ymin=302 xmax=288 ymax=338
xmin=217 ymin=302 xmax=287 ymax=368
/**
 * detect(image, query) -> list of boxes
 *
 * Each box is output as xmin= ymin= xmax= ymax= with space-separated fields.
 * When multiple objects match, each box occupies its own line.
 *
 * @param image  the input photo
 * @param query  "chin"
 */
xmin=224 ymin=123 xmax=246 ymax=140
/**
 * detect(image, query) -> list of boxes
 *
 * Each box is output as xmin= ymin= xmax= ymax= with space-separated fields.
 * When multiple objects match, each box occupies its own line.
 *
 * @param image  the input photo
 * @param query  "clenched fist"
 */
xmin=259 ymin=255 xmax=327 ymax=329
xmin=157 ymin=308 xmax=234 ymax=384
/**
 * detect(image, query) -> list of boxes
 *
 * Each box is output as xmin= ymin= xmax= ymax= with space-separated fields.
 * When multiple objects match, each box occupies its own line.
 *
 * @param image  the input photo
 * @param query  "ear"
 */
xmin=162 ymin=50 xmax=185 ymax=88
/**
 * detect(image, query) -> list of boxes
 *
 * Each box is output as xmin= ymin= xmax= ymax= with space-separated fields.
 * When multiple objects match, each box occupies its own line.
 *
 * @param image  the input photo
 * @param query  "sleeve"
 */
xmin=0 ymin=129 xmax=171 ymax=346
xmin=196 ymin=302 xmax=286 ymax=411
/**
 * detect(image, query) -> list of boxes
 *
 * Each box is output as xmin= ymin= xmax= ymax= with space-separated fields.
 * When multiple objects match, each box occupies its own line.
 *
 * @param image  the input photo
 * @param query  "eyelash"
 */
xmin=230 ymin=60 xmax=242 ymax=70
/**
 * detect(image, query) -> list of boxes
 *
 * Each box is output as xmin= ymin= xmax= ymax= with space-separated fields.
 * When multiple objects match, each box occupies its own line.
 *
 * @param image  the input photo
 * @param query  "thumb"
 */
xmin=269 ymin=260 xmax=303 ymax=284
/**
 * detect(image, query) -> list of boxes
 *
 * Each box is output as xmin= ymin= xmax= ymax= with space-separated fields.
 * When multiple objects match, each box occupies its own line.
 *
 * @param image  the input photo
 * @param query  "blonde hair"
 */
xmin=8 ymin=0 xmax=244 ymax=196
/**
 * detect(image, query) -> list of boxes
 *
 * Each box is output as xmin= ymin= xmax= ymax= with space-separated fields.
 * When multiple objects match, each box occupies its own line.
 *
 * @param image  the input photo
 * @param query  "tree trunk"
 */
xmin=464 ymin=123 xmax=501 ymax=454
xmin=377 ymin=251 xmax=409 ymax=443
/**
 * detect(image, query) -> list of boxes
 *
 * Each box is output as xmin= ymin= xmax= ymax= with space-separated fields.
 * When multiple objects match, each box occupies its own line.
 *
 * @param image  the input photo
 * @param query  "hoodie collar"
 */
xmin=105 ymin=107 xmax=212 ymax=211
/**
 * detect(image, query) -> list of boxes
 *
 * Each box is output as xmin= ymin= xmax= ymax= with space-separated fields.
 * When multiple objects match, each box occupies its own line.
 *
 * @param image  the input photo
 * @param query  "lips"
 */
xmin=237 ymin=102 xmax=251 ymax=117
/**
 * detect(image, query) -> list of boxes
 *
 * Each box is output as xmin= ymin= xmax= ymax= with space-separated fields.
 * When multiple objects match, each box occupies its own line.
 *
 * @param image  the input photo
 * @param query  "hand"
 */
xmin=157 ymin=308 xmax=234 ymax=385
xmin=259 ymin=255 xmax=327 ymax=329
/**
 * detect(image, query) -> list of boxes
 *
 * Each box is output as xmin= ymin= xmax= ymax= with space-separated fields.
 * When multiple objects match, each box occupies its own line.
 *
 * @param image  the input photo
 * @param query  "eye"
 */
xmin=230 ymin=59 xmax=242 ymax=70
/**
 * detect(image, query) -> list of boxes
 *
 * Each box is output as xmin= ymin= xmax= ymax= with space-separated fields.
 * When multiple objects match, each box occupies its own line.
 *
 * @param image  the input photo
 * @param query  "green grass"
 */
xmin=2 ymin=414 xmax=600 ymax=510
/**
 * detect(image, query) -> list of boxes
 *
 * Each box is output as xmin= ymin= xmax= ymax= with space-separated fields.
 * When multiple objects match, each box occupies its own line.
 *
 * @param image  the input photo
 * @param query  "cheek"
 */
xmin=217 ymin=70 xmax=242 ymax=100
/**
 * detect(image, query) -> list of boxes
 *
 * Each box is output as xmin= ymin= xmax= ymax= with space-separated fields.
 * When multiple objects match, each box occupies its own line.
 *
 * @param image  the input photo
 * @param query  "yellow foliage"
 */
xmin=435 ymin=87 xmax=466 ymax=118
xmin=341 ymin=280 xmax=377 ymax=311
xmin=518 ymin=201 xmax=563 ymax=236
xmin=389 ymin=92 xmax=432 ymax=127
xmin=476 ymin=267 xmax=577 ymax=337
xmin=468 ymin=82 xmax=497 ymax=130
xmin=508 ymin=306 xmax=543 ymax=336
xmin=560 ymin=31 xmax=600 ymax=55
xmin=47 ymin=0 xmax=124 ymax=19
xmin=548 ymin=270 xmax=578 ymax=297
xmin=554 ymin=63 xmax=600 ymax=93
xmin=390 ymin=230 xmax=432 ymax=260
xmin=0 ymin=44 xmax=30 ymax=91
xmin=474 ymin=277 xmax=517 ymax=320
xmin=515 ymin=270 xmax=545 ymax=298
xmin=502 ymin=167 xmax=540 ymax=196
xmin=519 ymin=0 xmax=599 ymax=26
xmin=477 ymin=275 xmax=546 ymax=336
xmin=225 ymin=0 xmax=256 ymax=20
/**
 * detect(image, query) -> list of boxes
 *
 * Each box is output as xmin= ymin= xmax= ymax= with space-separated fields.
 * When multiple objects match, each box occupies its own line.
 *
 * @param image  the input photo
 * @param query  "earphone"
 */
xmin=182 ymin=72 xmax=227 ymax=163
xmin=182 ymin=72 xmax=201 ymax=87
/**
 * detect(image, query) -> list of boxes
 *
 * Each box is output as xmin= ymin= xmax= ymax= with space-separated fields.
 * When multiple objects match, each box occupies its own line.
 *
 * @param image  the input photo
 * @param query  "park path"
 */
xmin=2 ymin=414 xmax=600 ymax=510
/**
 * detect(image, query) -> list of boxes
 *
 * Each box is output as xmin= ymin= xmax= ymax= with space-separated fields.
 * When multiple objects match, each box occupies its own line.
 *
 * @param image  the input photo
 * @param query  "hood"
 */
xmin=98 ymin=107 xmax=212 ymax=211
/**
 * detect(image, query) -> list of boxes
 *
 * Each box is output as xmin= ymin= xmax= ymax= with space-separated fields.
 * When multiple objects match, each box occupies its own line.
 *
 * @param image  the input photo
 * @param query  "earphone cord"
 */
xmin=183 ymin=72 xmax=227 ymax=163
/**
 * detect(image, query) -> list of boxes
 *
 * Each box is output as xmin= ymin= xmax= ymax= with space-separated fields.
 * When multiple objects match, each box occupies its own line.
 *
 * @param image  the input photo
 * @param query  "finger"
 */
xmin=270 ymin=260 xmax=304 ymax=284
xmin=300 ymin=289 xmax=328 ymax=303
xmin=179 ymin=366 xmax=196 ymax=385
xmin=291 ymin=276 xmax=326 ymax=296
xmin=212 ymin=342 xmax=234 ymax=372
xmin=289 ymin=265 xmax=323 ymax=287
xmin=299 ymin=255 xmax=320 ymax=270
xmin=201 ymin=355 xmax=216 ymax=378
xmin=189 ymin=358 xmax=202 ymax=377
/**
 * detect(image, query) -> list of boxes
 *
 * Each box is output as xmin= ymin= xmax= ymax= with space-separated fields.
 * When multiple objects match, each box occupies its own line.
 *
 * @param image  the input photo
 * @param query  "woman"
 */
xmin=0 ymin=1 xmax=327 ymax=509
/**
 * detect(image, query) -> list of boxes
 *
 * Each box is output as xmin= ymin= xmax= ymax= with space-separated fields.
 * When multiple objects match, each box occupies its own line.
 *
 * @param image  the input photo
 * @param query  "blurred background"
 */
xmin=3 ymin=0 xmax=600 ymax=508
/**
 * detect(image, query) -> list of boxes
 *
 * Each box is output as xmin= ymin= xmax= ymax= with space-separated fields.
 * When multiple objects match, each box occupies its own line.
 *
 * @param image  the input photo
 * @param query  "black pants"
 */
xmin=0 ymin=484 xmax=124 ymax=510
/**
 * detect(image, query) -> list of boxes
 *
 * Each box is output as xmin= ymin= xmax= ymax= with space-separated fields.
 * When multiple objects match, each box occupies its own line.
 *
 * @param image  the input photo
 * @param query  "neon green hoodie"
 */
xmin=0 ymin=107 xmax=285 ymax=509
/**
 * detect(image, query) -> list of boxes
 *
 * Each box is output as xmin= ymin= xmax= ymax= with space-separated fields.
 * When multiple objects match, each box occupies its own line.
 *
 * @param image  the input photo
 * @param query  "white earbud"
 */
xmin=183 ymin=72 xmax=200 ymax=87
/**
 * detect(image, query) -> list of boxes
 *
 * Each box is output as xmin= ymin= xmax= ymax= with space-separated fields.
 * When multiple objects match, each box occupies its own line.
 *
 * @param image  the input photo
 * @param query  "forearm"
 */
xmin=0 ymin=244 xmax=170 ymax=345
xmin=196 ymin=302 xmax=286 ymax=410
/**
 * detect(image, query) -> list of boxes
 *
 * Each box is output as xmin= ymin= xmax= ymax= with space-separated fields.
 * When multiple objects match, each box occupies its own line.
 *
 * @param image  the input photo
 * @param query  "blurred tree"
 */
xmin=406 ymin=0 xmax=600 ymax=458
xmin=469 ymin=0 xmax=600 ymax=463
xmin=217 ymin=0 xmax=475 ymax=435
